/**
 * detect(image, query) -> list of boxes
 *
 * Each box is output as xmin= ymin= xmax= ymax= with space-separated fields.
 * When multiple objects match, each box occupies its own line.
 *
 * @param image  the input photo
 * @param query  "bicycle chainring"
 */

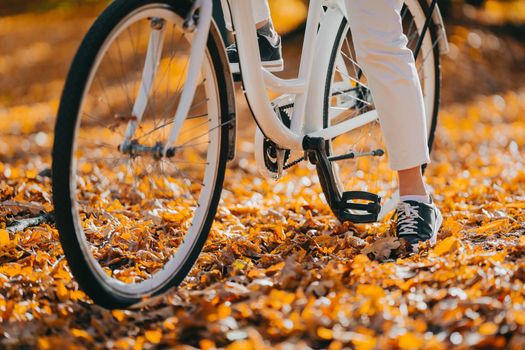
xmin=255 ymin=101 xmax=304 ymax=179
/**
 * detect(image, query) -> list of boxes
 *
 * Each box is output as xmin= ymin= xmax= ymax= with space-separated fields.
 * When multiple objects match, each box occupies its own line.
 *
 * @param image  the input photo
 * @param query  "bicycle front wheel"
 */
xmin=53 ymin=0 xmax=232 ymax=309
xmin=320 ymin=0 xmax=441 ymax=222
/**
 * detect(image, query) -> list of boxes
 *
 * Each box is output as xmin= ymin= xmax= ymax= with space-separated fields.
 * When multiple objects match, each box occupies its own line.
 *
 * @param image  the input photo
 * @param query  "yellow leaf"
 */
xmin=317 ymin=327 xmax=333 ymax=340
xmin=200 ymin=339 xmax=216 ymax=350
xmin=0 ymin=229 xmax=11 ymax=246
xmin=227 ymin=340 xmax=253 ymax=350
xmin=144 ymin=329 xmax=162 ymax=344
xmin=120 ymin=231 xmax=131 ymax=241
xmin=71 ymin=328 xmax=92 ymax=341
xmin=512 ymin=310 xmax=525 ymax=326
xmin=357 ymin=284 xmax=384 ymax=299
xmin=114 ymin=338 xmax=133 ymax=349
xmin=328 ymin=341 xmax=343 ymax=350
xmin=37 ymin=337 xmax=51 ymax=350
xmin=56 ymin=281 xmax=69 ymax=299
xmin=505 ymin=202 xmax=525 ymax=209
xmin=489 ymin=251 xmax=505 ymax=263
xmin=134 ymin=336 xmax=145 ymax=350
xmin=217 ymin=303 xmax=232 ymax=319
xmin=353 ymin=254 xmax=371 ymax=265
xmin=25 ymin=169 xmax=38 ymax=179
xmin=265 ymin=261 xmax=285 ymax=275
xmin=479 ymin=322 xmax=498 ymax=335
xmin=398 ymin=332 xmax=423 ymax=349
xmin=433 ymin=236 xmax=460 ymax=256
xmin=443 ymin=217 xmax=463 ymax=235
xmin=476 ymin=219 xmax=509 ymax=234
xmin=352 ymin=334 xmax=377 ymax=350
xmin=233 ymin=259 xmax=248 ymax=271
xmin=112 ymin=310 xmax=126 ymax=322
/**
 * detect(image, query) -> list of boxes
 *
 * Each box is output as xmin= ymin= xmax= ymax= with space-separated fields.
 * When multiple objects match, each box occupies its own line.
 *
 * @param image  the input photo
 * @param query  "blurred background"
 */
xmin=1 ymin=0 xmax=524 ymax=110
xmin=0 ymin=0 xmax=525 ymax=107
xmin=1 ymin=0 xmax=524 ymax=221
xmin=1 ymin=0 xmax=524 ymax=171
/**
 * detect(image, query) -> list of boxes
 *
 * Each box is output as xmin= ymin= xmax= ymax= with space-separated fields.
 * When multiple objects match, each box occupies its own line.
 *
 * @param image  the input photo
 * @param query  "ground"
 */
xmin=1 ymin=2 xmax=525 ymax=349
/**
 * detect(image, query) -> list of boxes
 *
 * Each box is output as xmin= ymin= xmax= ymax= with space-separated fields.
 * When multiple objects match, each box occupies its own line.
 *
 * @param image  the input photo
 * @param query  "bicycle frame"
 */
xmin=153 ymin=0 xmax=447 ymax=220
xmin=161 ymin=0 xmax=448 ymax=154
xmin=157 ymin=0 xmax=375 ymax=153
xmin=228 ymin=0 xmax=365 ymax=151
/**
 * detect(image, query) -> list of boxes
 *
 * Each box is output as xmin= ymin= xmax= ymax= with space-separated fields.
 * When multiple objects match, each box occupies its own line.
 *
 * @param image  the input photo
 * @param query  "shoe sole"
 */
xmin=229 ymin=60 xmax=284 ymax=74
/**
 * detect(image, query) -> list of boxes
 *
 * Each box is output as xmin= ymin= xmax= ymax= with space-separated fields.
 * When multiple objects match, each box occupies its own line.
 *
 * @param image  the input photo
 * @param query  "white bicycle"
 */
xmin=52 ymin=0 xmax=448 ymax=309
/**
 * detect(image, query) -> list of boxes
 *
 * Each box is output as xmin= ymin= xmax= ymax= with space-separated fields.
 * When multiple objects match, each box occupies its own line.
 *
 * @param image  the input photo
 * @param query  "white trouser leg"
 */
xmin=345 ymin=0 xmax=431 ymax=171
xmin=220 ymin=0 xmax=271 ymax=31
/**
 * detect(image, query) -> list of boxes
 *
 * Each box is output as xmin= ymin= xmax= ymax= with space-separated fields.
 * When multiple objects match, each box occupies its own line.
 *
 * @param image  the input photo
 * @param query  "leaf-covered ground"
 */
xmin=1 ymin=3 xmax=525 ymax=350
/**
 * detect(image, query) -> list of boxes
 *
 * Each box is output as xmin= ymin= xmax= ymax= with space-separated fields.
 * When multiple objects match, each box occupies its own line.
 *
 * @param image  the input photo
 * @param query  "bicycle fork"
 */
xmin=120 ymin=0 xmax=213 ymax=157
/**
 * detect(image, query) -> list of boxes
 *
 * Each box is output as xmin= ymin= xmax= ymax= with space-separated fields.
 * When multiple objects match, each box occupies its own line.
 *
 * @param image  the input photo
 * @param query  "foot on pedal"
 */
xmin=302 ymin=136 xmax=382 ymax=224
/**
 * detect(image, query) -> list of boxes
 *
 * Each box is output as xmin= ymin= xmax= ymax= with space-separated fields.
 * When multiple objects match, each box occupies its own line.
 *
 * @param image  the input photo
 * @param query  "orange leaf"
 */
xmin=144 ymin=330 xmax=162 ymax=344
xmin=398 ymin=332 xmax=423 ymax=349
xmin=479 ymin=322 xmax=498 ymax=335
xmin=433 ymin=236 xmax=460 ymax=256
xmin=317 ymin=327 xmax=333 ymax=340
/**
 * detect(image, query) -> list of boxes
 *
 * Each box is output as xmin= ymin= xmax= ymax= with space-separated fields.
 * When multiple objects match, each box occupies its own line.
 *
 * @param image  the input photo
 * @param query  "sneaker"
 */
xmin=227 ymin=33 xmax=284 ymax=74
xmin=393 ymin=198 xmax=443 ymax=248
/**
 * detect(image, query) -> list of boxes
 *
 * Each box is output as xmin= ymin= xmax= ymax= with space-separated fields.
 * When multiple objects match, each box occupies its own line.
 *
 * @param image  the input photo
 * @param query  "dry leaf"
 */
xmin=361 ymin=237 xmax=401 ymax=261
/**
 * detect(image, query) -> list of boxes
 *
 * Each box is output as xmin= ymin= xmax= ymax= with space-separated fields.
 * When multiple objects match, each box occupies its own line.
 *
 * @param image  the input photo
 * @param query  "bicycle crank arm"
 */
xmin=303 ymin=136 xmax=381 ymax=224
xmin=328 ymin=149 xmax=384 ymax=162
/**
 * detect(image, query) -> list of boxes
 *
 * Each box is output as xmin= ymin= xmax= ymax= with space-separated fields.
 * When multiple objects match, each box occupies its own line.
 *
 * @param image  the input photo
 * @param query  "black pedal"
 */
xmin=302 ymin=136 xmax=382 ymax=224
xmin=338 ymin=191 xmax=381 ymax=223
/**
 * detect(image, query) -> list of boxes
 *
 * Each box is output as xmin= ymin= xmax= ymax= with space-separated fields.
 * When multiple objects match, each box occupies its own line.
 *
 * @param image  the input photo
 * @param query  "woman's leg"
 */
xmin=344 ymin=0 xmax=441 ymax=244
xmin=345 ymin=0 xmax=430 ymax=177
xmin=220 ymin=0 xmax=271 ymax=30
xmin=251 ymin=0 xmax=271 ymax=26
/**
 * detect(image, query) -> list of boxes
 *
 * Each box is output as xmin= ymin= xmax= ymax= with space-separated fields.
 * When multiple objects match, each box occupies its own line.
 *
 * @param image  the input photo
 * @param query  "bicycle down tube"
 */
xmin=228 ymin=0 xmax=382 ymax=150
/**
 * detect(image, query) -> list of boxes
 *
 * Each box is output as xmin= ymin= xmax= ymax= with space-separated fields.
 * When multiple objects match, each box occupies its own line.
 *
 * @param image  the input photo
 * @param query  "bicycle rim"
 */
xmin=61 ymin=4 xmax=223 ymax=299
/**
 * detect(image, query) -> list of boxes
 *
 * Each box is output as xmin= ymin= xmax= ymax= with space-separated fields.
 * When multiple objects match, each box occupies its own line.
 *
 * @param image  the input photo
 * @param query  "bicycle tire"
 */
xmin=52 ymin=0 xmax=232 ymax=309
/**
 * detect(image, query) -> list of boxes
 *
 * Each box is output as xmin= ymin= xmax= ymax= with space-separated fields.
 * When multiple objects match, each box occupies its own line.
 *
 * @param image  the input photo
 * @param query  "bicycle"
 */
xmin=52 ymin=0 xmax=448 ymax=309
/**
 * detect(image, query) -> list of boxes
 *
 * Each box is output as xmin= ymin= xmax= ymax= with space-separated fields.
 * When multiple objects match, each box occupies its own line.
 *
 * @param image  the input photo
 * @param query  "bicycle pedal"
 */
xmin=302 ymin=136 xmax=382 ymax=224
xmin=338 ymin=191 xmax=381 ymax=223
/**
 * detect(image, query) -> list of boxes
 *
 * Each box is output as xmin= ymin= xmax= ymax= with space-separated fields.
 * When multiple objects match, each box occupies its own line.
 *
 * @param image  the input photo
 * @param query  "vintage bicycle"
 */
xmin=52 ymin=0 xmax=448 ymax=309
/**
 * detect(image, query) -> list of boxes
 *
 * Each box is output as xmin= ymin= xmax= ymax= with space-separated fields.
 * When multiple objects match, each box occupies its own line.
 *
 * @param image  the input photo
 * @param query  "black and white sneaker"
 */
xmin=227 ymin=33 xmax=284 ymax=74
xmin=394 ymin=198 xmax=443 ymax=248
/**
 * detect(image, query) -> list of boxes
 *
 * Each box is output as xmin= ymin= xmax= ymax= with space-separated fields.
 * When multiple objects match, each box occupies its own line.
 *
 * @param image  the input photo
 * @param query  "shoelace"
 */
xmin=396 ymin=202 xmax=423 ymax=235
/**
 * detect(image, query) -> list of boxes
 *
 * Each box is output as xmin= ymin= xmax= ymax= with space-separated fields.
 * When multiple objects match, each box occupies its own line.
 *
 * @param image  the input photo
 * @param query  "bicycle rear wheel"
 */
xmin=320 ymin=0 xmax=441 ymax=222
xmin=52 ymin=0 xmax=232 ymax=309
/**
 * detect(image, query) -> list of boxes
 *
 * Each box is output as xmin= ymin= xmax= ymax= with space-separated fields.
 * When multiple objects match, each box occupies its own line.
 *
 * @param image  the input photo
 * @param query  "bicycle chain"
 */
xmin=277 ymin=103 xmax=305 ymax=171
xmin=283 ymin=156 xmax=305 ymax=170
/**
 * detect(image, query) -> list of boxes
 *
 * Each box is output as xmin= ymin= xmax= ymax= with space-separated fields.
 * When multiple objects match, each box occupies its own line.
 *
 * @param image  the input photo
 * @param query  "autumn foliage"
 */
xmin=1 ymin=1 xmax=525 ymax=349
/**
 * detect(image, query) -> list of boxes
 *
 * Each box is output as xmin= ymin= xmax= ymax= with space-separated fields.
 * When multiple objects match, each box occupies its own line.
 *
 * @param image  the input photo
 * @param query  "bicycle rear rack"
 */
xmin=303 ymin=136 xmax=381 ymax=223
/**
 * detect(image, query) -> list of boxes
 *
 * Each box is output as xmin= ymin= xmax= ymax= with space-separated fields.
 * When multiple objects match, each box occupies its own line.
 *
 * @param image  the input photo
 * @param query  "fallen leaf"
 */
xmin=433 ymin=236 xmax=461 ymax=256
xmin=362 ymin=237 xmax=401 ymax=261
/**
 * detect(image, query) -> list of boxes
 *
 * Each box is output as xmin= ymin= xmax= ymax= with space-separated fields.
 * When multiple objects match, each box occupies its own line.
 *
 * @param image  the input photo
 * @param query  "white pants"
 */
xmin=220 ymin=0 xmax=270 ymax=31
xmin=221 ymin=0 xmax=430 ymax=171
